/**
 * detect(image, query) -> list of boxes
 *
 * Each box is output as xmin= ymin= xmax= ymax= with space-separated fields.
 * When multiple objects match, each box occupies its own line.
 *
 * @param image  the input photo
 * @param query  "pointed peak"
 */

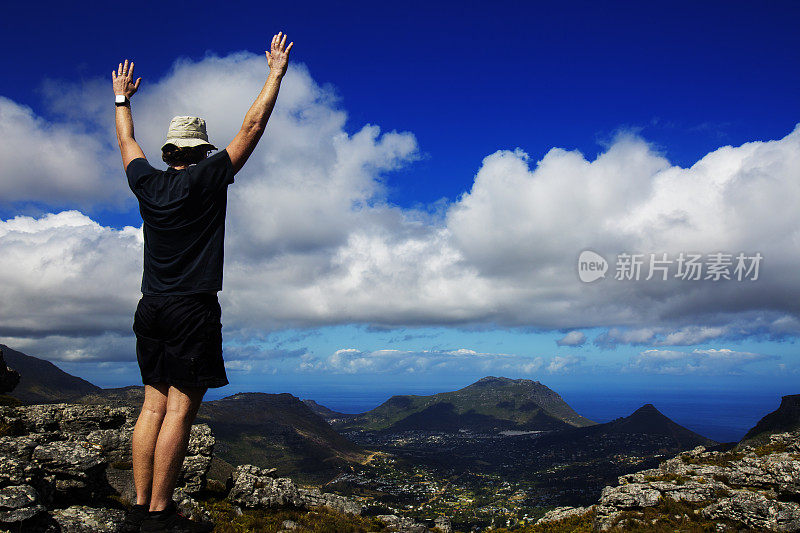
xmin=632 ymin=403 xmax=661 ymax=415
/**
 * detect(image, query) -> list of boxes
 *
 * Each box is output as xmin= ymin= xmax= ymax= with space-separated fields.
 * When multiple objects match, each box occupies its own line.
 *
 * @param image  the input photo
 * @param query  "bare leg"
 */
xmin=132 ymin=383 xmax=169 ymax=506
xmin=149 ymin=384 xmax=207 ymax=512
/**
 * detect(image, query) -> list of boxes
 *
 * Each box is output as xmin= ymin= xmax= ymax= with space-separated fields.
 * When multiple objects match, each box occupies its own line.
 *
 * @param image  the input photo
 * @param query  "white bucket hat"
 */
xmin=161 ymin=116 xmax=217 ymax=151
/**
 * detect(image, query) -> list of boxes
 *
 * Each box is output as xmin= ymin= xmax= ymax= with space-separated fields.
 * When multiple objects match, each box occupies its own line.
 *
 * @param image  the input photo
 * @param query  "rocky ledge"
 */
xmin=0 ymin=403 xmax=213 ymax=532
xmin=537 ymin=430 xmax=800 ymax=532
xmin=227 ymin=464 xmax=362 ymax=516
xmin=0 ymin=403 xmax=442 ymax=533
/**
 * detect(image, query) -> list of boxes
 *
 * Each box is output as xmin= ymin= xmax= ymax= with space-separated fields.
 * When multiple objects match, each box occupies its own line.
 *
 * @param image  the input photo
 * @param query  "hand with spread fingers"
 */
xmin=112 ymin=59 xmax=142 ymax=98
xmin=266 ymin=31 xmax=294 ymax=77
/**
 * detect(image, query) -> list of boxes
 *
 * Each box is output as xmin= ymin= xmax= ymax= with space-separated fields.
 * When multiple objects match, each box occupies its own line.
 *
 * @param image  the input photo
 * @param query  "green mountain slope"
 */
xmin=196 ymin=392 xmax=367 ymax=482
xmin=75 ymin=387 xmax=368 ymax=484
xmin=334 ymin=376 xmax=595 ymax=432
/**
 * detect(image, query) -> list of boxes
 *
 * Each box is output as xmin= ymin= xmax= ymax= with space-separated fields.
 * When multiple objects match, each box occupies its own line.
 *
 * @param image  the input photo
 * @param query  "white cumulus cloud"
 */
xmin=557 ymin=331 xmax=586 ymax=346
xmin=0 ymin=51 xmax=799 ymax=367
xmin=627 ymin=348 xmax=776 ymax=375
xmin=0 ymin=97 xmax=124 ymax=208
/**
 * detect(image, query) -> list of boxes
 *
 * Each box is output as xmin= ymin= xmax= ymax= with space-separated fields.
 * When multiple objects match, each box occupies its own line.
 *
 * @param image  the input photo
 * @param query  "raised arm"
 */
xmin=226 ymin=32 xmax=294 ymax=175
xmin=112 ymin=59 xmax=145 ymax=171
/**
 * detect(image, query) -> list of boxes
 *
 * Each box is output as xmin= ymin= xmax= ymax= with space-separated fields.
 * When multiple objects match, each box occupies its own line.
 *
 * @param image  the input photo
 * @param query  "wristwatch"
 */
xmin=115 ymin=95 xmax=129 ymax=106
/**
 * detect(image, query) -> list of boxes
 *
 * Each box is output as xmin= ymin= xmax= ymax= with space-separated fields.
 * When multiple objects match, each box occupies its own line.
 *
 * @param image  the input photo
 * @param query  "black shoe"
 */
xmin=140 ymin=500 xmax=214 ymax=533
xmin=118 ymin=503 xmax=149 ymax=533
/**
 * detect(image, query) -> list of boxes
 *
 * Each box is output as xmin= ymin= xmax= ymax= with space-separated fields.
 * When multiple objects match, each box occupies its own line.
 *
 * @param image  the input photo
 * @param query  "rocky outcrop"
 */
xmin=225 ymin=464 xmax=444 ymax=531
xmin=0 ymin=484 xmax=46 ymax=522
xmin=227 ymin=464 xmax=363 ymax=516
xmin=50 ymin=506 xmax=126 ymax=533
xmin=0 ymin=402 xmax=446 ymax=532
xmin=375 ymin=513 xmax=432 ymax=532
xmin=537 ymin=430 xmax=800 ymax=532
xmin=0 ymin=403 xmax=213 ymax=530
xmin=536 ymin=505 xmax=594 ymax=525
xmin=225 ymin=464 xmax=443 ymax=531
xmin=0 ymin=348 xmax=21 ymax=395
xmin=434 ymin=515 xmax=452 ymax=532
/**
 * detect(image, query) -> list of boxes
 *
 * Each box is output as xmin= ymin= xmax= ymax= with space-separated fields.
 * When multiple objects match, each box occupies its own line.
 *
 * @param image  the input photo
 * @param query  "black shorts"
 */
xmin=133 ymin=293 xmax=229 ymax=389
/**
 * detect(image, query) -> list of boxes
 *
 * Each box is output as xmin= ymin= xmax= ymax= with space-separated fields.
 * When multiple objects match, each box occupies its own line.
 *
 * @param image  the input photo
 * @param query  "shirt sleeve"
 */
xmin=190 ymin=149 xmax=235 ymax=193
xmin=126 ymin=158 xmax=157 ymax=191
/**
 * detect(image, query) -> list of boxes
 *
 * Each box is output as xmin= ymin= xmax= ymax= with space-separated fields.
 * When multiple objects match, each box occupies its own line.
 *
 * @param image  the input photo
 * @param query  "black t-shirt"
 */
xmin=126 ymin=150 xmax=235 ymax=295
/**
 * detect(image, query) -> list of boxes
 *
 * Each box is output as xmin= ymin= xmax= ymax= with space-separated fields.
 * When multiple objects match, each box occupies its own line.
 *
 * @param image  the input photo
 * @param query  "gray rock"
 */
xmin=0 ymin=454 xmax=28 ymax=485
xmin=702 ymin=490 xmax=800 ymax=532
xmin=227 ymin=464 xmax=363 ymax=515
xmin=376 ymin=513 xmax=431 ymax=532
xmin=32 ymin=440 xmax=106 ymax=476
xmin=594 ymin=483 xmax=663 ymax=530
xmin=177 ymin=424 xmax=215 ymax=495
xmin=186 ymin=424 xmax=214 ymax=457
xmin=172 ymin=487 xmax=214 ymax=525
xmin=0 ymin=484 xmax=45 ymax=523
xmin=8 ymin=404 xmax=129 ymax=434
xmin=652 ymin=479 xmax=730 ymax=503
xmin=297 ymin=486 xmax=362 ymax=515
xmin=31 ymin=440 xmax=107 ymax=503
xmin=50 ymin=505 xmax=125 ymax=532
xmin=0 ymin=401 xmax=217 ymax=530
xmin=83 ymin=427 xmax=133 ymax=464
xmin=228 ymin=465 xmax=304 ymax=508
xmin=434 ymin=515 xmax=452 ymax=533
xmin=589 ymin=429 xmax=800 ymax=532
xmin=599 ymin=482 xmax=663 ymax=508
xmin=0 ymin=435 xmax=40 ymax=461
xmin=0 ymin=402 xmax=214 ymax=517
xmin=535 ymin=505 xmax=592 ymax=524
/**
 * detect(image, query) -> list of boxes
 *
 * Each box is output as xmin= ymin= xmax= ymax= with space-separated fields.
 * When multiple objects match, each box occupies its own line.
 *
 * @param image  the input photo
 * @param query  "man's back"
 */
xmin=112 ymin=32 xmax=293 ymax=532
xmin=127 ymin=150 xmax=235 ymax=295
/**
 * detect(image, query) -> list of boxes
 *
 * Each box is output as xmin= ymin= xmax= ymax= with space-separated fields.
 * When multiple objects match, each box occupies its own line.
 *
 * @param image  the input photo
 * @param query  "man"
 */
xmin=115 ymin=32 xmax=293 ymax=533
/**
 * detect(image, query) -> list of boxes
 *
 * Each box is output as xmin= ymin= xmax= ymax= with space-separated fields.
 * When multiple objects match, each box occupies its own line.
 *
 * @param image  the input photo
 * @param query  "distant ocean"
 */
xmin=203 ymin=383 xmax=786 ymax=443
xmin=561 ymin=389 xmax=779 ymax=443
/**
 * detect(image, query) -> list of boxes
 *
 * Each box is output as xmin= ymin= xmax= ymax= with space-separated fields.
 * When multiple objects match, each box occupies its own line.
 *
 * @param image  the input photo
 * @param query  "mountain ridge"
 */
xmin=739 ymin=393 xmax=800 ymax=446
xmin=0 ymin=343 xmax=100 ymax=404
xmin=301 ymin=399 xmax=351 ymax=419
xmin=331 ymin=375 xmax=596 ymax=432
xmin=73 ymin=387 xmax=369 ymax=483
xmin=534 ymin=401 xmax=717 ymax=450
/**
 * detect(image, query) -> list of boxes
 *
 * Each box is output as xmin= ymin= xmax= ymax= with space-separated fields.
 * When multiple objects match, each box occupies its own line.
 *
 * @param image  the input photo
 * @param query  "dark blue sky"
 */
xmin=3 ymin=0 xmax=798 ymax=210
